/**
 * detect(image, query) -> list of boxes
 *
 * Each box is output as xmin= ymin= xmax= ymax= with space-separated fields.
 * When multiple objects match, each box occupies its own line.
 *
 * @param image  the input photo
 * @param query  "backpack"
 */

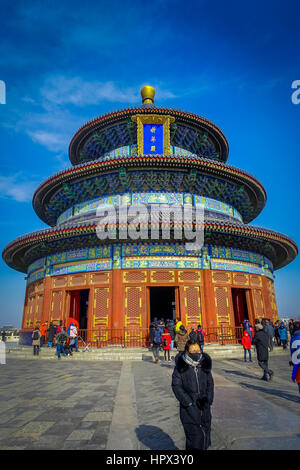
xmin=162 ymin=336 xmax=168 ymax=347
xmin=33 ymin=330 xmax=39 ymax=341
xmin=56 ymin=332 xmax=66 ymax=345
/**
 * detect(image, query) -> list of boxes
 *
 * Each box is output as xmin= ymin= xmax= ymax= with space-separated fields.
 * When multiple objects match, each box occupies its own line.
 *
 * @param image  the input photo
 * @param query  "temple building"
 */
xmin=2 ymin=86 xmax=298 ymax=345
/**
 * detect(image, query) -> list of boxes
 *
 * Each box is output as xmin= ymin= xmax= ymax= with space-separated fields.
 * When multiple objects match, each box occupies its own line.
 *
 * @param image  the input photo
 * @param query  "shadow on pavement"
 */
xmin=142 ymin=356 xmax=154 ymax=362
xmin=239 ymin=382 xmax=300 ymax=403
xmin=135 ymin=425 xmax=179 ymax=450
xmin=159 ymin=362 xmax=174 ymax=369
xmin=223 ymin=358 xmax=242 ymax=362
xmin=223 ymin=369 xmax=258 ymax=380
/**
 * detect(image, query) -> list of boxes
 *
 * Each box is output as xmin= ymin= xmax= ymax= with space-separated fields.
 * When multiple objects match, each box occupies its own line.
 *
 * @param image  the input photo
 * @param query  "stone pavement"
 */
xmin=0 ymin=349 xmax=299 ymax=450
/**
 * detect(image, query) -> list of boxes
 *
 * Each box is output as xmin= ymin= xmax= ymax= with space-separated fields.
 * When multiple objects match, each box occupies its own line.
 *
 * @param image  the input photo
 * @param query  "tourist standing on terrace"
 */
xmin=175 ymin=325 xmax=189 ymax=353
xmin=278 ymin=322 xmax=288 ymax=349
xmin=252 ymin=324 xmax=274 ymax=381
xmin=263 ymin=319 xmax=275 ymax=352
xmin=47 ymin=322 xmax=56 ymax=348
xmin=32 ymin=327 xmax=41 ymax=356
xmin=172 ymin=339 xmax=214 ymax=450
xmin=166 ymin=320 xmax=175 ymax=351
xmin=241 ymin=330 xmax=252 ymax=362
xmin=162 ymin=328 xmax=172 ymax=362
xmin=40 ymin=321 xmax=48 ymax=347
xmin=150 ymin=324 xmax=162 ymax=364
xmin=55 ymin=327 xmax=68 ymax=359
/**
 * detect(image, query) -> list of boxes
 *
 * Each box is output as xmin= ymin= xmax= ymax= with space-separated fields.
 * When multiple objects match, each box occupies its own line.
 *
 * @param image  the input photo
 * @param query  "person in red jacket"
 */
xmin=162 ymin=328 xmax=172 ymax=362
xmin=241 ymin=330 xmax=252 ymax=362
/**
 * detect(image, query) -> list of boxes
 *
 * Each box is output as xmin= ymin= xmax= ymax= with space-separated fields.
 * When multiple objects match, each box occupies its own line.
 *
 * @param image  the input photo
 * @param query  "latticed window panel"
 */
xmin=250 ymin=275 xmax=262 ymax=288
xmin=212 ymin=271 xmax=231 ymax=284
xmin=124 ymin=286 xmax=143 ymax=328
xmin=214 ymin=286 xmax=231 ymax=325
xmin=93 ymin=287 xmax=109 ymax=328
xmin=184 ymin=286 xmax=202 ymax=329
xmin=233 ymin=273 xmax=249 ymax=287
xmin=150 ymin=270 xmax=175 ymax=283
xmin=123 ymin=270 xmax=147 ymax=283
xmin=51 ymin=291 xmax=63 ymax=322
xmin=24 ymin=295 xmax=36 ymax=328
xmin=90 ymin=272 xmax=110 ymax=285
xmin=252 ymin=289 xmax=264 ymax=318
xmin=52 ymin=276 xmax=67 ymax=288
xmin=34 ymin=294 xmax=44 ymax=326
xmin=69 ymin=274 xmax=87 ymax=287
xmin=178 ymin=271 xmax=201 ymax=283
xmin=35 ymin=280 xmax=44 ymax=293
xmin=266 ymin=279 xmax=278 ymax=321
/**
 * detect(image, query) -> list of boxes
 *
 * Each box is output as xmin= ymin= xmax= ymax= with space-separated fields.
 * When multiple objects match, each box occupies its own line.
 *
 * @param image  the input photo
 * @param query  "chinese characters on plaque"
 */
xmin=143 ymin=124 xmax=163 ymax=154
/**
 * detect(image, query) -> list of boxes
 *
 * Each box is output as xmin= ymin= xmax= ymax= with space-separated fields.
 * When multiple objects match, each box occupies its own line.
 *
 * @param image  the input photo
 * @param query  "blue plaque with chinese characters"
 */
xmin=143 ymin=124 xmax=163 ymax=154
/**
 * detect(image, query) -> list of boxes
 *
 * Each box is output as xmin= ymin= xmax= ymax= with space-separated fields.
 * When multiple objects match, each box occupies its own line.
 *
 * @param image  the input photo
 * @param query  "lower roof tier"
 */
xmin=2 ymin=217 xmax=297 ymax=273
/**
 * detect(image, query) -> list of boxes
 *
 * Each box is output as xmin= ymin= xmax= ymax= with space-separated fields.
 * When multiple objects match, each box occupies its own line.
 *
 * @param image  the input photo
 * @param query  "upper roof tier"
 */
xmin=32 ymin=155 xmax=267 ymax=227
xmin=69 ymin=86 xmax=229 ymax=165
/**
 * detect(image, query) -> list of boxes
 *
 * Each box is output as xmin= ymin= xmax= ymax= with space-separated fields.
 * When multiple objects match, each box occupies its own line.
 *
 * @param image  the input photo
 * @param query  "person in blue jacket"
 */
xmin=278 ymin=322 xmax=288 ymax=349
xmin=290 ymin=321 xmax=300 ymax=394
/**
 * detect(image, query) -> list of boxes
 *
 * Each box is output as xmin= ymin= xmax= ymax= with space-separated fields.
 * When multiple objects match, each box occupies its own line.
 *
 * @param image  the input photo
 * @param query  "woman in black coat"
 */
xmin=171 ymin=339 xmax=214 ymax=450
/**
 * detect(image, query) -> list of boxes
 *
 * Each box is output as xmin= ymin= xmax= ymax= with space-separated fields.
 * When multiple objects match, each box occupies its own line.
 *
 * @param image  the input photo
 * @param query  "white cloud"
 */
xmin=40 ymin=76 xmax=136 ymax=106
xmin=27 ymin=130 xmax=69 ymax=153
xmin=40 ymin=76 xmax=177 ymax=107
xmin=0 ymin=174 xmax=37 ymax=202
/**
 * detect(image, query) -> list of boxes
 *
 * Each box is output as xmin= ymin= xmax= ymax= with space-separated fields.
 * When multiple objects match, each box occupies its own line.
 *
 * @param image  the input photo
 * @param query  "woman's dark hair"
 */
xmin=184 ymin=338 xmax=201 ymax=352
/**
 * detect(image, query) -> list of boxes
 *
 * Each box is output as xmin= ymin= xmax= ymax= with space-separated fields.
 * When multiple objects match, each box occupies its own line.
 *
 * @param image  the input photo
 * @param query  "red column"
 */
xmin=111 ymin=270 xmax=123 ymax=329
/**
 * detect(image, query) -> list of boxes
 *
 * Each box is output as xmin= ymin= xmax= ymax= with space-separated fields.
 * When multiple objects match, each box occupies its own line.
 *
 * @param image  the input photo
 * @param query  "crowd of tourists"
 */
xmin=240 ymin=317 xmax=300 ymax=391
xmin=32 ymin=321 xmax=79 ymax=359
xmin=149 ymin=317 xmax=206 ymax=363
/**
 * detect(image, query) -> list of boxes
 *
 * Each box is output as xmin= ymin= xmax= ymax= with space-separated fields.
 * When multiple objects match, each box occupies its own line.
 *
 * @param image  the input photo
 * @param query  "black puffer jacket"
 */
xmin=47 ymin=324 xmax=56 ymax=342
xmin=252 ymin=330 xmax=269 ymax=361
xmin=172 ymin=352 xmax=214 ymax=450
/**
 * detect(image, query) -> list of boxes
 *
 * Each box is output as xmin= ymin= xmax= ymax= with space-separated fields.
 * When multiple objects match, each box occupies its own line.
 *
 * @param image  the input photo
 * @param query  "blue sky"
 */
xmin=0 ymin=0 xmax=299 ymax=327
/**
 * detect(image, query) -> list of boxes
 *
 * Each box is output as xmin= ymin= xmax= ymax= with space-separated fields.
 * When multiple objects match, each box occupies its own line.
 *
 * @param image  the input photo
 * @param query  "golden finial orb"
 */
xmin=141 ymin=85 xmax=155 ymax=104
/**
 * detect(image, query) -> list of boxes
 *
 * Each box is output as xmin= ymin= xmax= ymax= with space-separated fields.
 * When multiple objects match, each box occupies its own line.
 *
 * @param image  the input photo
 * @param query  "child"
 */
xmin=162 ymin=328 xmax=171 ymax=362
xmin=241 ymin=330 xmax=252 ymax=362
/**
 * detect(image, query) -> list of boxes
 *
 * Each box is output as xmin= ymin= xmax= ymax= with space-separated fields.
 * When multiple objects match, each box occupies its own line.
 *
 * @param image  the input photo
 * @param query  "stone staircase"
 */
xmin=5 ymin=343 xmax=288 ymax=361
